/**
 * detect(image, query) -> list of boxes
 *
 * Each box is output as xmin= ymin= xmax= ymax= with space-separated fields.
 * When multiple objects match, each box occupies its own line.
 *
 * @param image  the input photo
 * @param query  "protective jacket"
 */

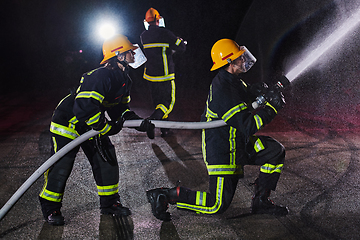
xmin=50 ymin=66 xmax=132 ymax=139
xmin=39 ymin=66 xmax=133 ymax=215
xmin=200 ymin=69 xmax=277 ymax=177
xmin=140 ymin=25 xmax=186 ymax=82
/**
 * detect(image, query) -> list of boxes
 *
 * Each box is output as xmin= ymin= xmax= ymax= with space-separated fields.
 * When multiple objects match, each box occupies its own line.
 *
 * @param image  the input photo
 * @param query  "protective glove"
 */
xmin=265 ymin=87 xmax=286 ymax=113
xmin=122 ymin=110 xmax=142 ymax=120
xmin=92 ymin=114 xmax=123 ymax=136
xmin=137 ymin=119 xmax=155 ymax=139
xmin=106 ymin=119 xmax=123 ymax=136
xmin=248 ymin=82 xmax=269 ymax=100
xmin=122 ymin=110 xmax=155 ymax=139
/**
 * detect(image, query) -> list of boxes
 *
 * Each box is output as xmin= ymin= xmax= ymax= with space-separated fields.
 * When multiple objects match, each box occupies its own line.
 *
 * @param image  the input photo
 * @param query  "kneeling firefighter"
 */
xmin=39 ymin=34 xmax=154 ymax=225
xmin=146 ymin=39 xmax=288 ymax=221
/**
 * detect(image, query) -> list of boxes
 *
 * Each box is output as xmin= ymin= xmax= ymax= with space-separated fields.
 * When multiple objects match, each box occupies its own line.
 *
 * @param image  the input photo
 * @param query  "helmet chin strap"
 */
xmin=116 ymin=57 xmax=129 ymax=71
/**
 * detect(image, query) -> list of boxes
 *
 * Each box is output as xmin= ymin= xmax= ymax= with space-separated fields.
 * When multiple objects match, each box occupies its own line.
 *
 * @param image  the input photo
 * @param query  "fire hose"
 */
xmin=0 ymin=119 xmax=226 ymax=221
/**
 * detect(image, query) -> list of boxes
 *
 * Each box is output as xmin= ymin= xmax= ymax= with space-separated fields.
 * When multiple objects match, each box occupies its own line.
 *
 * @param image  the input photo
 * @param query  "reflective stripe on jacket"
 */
xmin=140 ymin=25 xmax=186 ymax=82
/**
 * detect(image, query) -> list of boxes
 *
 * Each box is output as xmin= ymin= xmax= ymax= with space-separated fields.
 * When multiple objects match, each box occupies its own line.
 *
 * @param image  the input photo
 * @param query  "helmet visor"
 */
xmin=128 ymin=44 xmax=147 ymax=69
xmin=238 ymin=46 xmax=257 ymax=72
xmin=143 ymin=17 xmax=165 ymax=30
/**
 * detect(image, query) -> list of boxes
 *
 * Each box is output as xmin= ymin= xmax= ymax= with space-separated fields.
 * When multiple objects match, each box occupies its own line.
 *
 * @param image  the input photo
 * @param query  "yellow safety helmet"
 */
xmin=210 ymin=39 xmax=246 ymax=71
xmin=100 ymin=34 xmax=138 ymax=65
xmin=145 ymin=8 xmax=162 ymax=22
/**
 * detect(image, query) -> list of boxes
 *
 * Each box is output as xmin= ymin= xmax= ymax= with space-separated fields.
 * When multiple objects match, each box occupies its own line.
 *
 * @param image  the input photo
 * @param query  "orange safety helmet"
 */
xmin=145 ymin=8 xmax=162 ymax=22
xmin=210 ymin=39 xmax=246 ymax=71
xmin=100 ymin=34 xmax=138 ymax=65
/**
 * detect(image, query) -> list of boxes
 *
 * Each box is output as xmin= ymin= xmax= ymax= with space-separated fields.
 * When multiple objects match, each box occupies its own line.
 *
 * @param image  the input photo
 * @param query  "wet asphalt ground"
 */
xmin=1 ymin=88 xmax=360 ymax=240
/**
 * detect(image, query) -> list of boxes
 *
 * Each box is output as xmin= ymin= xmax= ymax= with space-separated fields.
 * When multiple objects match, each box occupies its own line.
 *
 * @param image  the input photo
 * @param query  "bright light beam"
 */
xmin=98 ymin=23 xmax=116 ymax=40
xmin=286 ymin=8 xmax=360 ymax=82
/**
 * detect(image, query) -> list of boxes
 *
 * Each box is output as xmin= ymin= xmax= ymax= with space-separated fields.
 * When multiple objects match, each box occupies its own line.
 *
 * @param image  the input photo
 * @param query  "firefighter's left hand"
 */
xmin=137 ymin=119 xmax=155 ymax=139
xmin=266 ymin=88 xmax=286 ymax=112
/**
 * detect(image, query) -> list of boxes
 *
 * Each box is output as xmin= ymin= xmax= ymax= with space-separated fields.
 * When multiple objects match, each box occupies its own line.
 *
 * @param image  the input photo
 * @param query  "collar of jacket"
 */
xmin=148 ymin=24 xmax=159 ymax=30
xmin=218 ymin=69 xmax=247 ymax=88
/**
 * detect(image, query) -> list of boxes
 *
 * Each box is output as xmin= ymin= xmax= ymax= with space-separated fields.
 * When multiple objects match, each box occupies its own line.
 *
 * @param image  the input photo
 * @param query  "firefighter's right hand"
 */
xmin=106 ymin=120 xmax=123 ymax=136
xmin=265 ymin=88 xmax=285 ymax=112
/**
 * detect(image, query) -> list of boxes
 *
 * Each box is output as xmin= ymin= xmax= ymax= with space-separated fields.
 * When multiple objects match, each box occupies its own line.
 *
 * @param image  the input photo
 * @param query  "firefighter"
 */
xmin=140 ymin=7 xmax=186 ymax=137
xmin=39 ymin=34 xmax=155 ymax=225
xmin=146 ymin=39 xmax=288 ymax=221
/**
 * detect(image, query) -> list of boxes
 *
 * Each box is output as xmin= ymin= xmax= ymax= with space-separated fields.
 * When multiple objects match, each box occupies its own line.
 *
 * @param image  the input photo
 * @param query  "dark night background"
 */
xmin=2 ymin=0 xmax=360 ymax=130
xmin=2 ymin=0 xmax=252 ymax=95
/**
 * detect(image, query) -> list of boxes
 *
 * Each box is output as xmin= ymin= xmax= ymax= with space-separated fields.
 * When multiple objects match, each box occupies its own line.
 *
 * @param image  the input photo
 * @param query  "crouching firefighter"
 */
xmin=146 ymin=39 xmax=288 ymax=221
xmin=39 ymin=34 xmax=155 ymax=226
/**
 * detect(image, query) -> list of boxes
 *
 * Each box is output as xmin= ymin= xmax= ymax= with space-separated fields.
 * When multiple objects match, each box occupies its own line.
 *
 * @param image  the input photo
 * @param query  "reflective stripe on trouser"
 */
xmin=246 ymin=135 xmax=285 ymax=190
xmin=39 ymin=132 xmax=120 ymax=204
xmin=148 ymin=80 xmax=175 ymax=120
xmin=176 ymin=175 xmax=240 ymax=214
xmin=39 ymin=134 xmax=79 ymax=202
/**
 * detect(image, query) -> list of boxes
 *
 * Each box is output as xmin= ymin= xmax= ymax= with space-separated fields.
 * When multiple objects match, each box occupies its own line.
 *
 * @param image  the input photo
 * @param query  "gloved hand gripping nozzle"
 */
xmin=252 ymin=75 xmax=290 ymax=109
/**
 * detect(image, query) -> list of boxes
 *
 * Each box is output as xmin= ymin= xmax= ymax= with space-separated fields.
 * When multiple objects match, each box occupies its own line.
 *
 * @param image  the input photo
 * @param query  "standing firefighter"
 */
xmin=146 ymin=39 xmax=288 ymax=221
xmin=39 ymin=34 xmax=154 ymax=225
xmin=140 ymin=7 xmax=186 ymax=137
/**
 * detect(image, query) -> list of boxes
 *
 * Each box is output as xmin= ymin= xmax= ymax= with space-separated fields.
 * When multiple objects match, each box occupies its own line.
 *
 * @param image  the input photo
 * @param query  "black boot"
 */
xmin=39 ymin=197 xmax=65 ymax=225
xmin=101 ymin=201 xmax=131 ymax=216
xmin=146 ymin=187 xmax=178 ymax=221
xmin=250 ymin=179 xmax=288 ymax=216
xmin=46 ymin=210 xmax=65 ymax=226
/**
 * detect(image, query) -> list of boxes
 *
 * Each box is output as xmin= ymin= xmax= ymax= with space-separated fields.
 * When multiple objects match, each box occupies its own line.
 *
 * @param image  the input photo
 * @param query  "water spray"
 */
xmin=286 ymin=7 xmax=360 ymax=82
xmin=253 ymin=6 xmax=360 ymax=109
xmin=2 ymin=6 xmax=360 ymax=223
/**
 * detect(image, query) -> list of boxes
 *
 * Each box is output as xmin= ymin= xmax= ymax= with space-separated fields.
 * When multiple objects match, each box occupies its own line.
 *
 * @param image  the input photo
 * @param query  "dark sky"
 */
xmin=3 ymin=0 xmax=360 ymax=130
xmin=2 ymin=0 xmax=253 ymax=95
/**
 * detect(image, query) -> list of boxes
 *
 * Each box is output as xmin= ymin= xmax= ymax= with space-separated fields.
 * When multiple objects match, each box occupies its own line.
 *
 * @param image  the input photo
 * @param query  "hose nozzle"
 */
xmin=275 ymin=75 xmax=290 ymax=90
xmin=251 ymin=75 xmax=290 ymax=109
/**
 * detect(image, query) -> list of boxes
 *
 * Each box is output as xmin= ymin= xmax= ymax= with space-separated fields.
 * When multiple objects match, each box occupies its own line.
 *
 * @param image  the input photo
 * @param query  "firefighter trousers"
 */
xmin=148 ymin=80 xmax=175 ymax=120
xmin=176 ymin=135 xmax=285 ymax=215
xmin=39 ymin=133 xmax=120 ymax=217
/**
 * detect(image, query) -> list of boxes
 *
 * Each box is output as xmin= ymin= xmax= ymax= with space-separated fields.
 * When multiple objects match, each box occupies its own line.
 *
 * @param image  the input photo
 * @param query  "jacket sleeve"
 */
xmin=166 ymin=29 xmax=186 ymax=54
xmin=73 ymin=71 xmax=113 ymax=135
xmin=219 ymin=84 xmax=277 ymax=140
xmin=106 ymin=92 xmax=131 ymax=122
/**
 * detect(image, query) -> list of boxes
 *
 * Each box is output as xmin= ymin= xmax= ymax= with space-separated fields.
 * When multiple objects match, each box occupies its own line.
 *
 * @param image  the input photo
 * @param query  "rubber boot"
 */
xmin=100 ymin=201 xmax=131 ymax=216
xmin=46 ymin=210 xmax=65 ymax=225
xmin=250 ymin=179 xmax=288 ymax=216
xmin=146 ymin=187 xmax=179 ymax=221
xmin=39 ymin=196 xmax=65 ymax=225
